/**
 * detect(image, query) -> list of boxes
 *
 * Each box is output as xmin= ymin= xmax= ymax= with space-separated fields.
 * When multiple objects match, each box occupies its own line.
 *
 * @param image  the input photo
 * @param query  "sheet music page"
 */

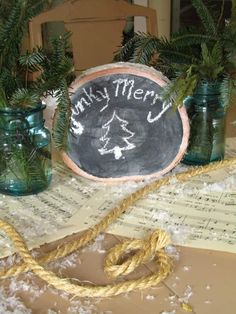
xmin=0 ymin=137 xmax=236 ymax=258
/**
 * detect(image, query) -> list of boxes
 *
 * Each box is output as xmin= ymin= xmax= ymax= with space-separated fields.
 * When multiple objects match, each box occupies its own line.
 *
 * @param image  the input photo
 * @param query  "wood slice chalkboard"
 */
xmin=62 ymin=63 xmax=189 ymax=182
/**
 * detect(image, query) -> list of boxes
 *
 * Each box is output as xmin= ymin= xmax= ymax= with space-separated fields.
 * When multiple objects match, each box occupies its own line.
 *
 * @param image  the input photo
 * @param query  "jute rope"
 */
xmin=0 ymin=157 xmax=236 ymax=297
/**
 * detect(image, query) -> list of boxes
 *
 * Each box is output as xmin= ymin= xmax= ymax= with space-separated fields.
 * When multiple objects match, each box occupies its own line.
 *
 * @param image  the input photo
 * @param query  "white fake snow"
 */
xmin=1 ymin=160 xmax=235 ymax=311
xmin=178 ymin=285 xmax=193 ymax=304
xmin=82 ymin=234 xmax=106 ymax=254
xmin=0 ymin=287 xmax=32 ymax=314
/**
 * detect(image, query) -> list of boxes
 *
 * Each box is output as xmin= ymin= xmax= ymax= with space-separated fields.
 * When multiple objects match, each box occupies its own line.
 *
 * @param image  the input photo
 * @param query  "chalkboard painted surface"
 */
xmin=62 ymin=63 xmax=189 ymax=182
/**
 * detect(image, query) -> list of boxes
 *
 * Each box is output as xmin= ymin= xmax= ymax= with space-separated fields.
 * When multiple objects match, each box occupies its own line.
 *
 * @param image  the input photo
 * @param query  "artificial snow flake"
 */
xmin=0 ymin=287 xmax=32 ymax=314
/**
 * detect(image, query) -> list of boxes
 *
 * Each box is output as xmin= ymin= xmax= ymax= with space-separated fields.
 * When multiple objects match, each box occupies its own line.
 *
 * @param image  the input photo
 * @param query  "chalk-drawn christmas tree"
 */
xmin=98 ymin=111 xmax=136 ymax=160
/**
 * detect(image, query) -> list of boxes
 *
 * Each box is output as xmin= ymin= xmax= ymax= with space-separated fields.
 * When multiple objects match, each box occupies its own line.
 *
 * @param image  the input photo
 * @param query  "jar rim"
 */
xmin=195 ymin=80 xmax=222 ymax=95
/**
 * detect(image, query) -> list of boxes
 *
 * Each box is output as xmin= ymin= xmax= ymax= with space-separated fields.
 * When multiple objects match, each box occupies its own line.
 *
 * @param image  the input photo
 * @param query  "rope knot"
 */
xmin=104 ymin=229 xmax=171 ymax=279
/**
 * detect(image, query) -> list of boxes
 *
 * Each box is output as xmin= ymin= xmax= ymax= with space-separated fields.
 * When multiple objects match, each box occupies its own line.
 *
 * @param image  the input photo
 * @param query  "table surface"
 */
xmin=0 ymin=105 xmax=236 ymax=314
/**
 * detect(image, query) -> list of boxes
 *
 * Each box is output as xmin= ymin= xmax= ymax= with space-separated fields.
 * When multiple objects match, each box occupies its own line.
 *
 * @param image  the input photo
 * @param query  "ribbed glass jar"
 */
xmin=183 ymin=82 xmax=227 ymax=165
xmin=0 ymin=103 xmax=52 ymax=195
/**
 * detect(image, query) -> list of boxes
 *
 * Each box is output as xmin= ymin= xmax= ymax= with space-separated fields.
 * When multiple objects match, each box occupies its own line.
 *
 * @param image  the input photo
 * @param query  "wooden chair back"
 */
xmin=29 ymin=0 xmax=157 ymax=73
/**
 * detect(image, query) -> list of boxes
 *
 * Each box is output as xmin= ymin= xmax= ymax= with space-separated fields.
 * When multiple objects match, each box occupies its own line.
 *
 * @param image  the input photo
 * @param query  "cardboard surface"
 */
xmin=1 ymin=233 xmax=236 ymax=313
xmin=0 ymin=105 xmax=236 ymax=313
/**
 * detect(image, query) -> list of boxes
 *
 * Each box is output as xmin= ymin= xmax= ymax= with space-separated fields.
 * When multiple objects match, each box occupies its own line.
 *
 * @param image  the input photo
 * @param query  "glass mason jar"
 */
xmin=0 ymin=103 xmax=52 ymax=195
xmin=183 ymin=82 xmax=227 ymax=165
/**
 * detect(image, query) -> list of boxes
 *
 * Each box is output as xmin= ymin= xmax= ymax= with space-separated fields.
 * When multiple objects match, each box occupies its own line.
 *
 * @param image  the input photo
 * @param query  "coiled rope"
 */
xmin=0 ymin=157 xmax=236 ymax=297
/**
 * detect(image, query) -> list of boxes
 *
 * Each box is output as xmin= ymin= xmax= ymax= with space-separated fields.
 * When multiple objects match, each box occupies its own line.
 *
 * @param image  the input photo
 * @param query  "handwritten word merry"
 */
xmin=70 ymin=77 xmax=172 ymax=136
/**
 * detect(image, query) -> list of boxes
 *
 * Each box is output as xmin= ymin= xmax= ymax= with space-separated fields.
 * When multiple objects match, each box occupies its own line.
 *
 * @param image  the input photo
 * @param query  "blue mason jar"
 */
xmin=183 ymin=82 xmax=227 ymax=165
xmin=0 ymin=103 xmax=52 ymax=195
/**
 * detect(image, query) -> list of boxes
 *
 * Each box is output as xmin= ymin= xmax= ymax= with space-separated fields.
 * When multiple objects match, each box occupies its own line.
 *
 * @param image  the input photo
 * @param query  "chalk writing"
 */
xmin=112 ymin=78 xmax=163 ymax=106
xmin=72 ymin=87 xmax=110 ymax=116
xmin=98 ymin=111 xmax=135 ymax=160
xmin=113 ymin=78 xmax=135 ymax=99
xmin=70 ymin=118 xmax=84 ymax=135
xmin=147 ymin=102 xmax=172 ymax=123
xmin=70 ymin=76 xmax=173 ymax=137
xmin=67 ymin=65 xmax=187 ymax=180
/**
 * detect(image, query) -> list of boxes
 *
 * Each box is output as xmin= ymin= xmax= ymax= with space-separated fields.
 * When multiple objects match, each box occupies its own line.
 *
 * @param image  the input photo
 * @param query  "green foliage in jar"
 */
xmin=0 ymin=0 xmax=75 ymax=151
xmin=114 ymin=0 xmax=236 ymax=109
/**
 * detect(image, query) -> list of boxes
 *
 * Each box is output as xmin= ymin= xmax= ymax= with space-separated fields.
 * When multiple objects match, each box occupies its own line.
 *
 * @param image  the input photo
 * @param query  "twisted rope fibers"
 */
xmin=0 ymin=158 xmax=235 ymax=297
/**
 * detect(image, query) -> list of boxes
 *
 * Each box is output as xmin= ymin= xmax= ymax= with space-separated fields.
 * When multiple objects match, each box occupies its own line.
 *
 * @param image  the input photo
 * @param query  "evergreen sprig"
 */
xmin=19 ymin=48 xmax=46 ymax=72
xmin=115 ymin=0 xmax=236 ymax=109
xmin=10 ymin=88 xmax=40 ymax=108
xmin=191 ymin=0 xmax=217 ymax=36
xmin=0 ymin=0 xmax=75 ymax=151
xmin=170 ymin=28 xmax=213 ymax=48
xmin=0 ymin=0 xmax=52 ymax=105
xmin=0 ymin=0 xmax=76 ymax=193
xmin=37 ymin=33 xmax=74 ymax=150
xmin=114 ymin=33 xmax=147 ymax=62
xmin=52 ymin=80 xmax=72 ymax=150
xmin=129 ymin=33 xmax=159 ymax=65
xmin=162 ymin=43 xmax=225 ymax=107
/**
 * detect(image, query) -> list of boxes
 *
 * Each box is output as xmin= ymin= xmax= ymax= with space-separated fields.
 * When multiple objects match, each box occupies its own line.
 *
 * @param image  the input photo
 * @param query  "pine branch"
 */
xmin=0 ymin=68 xmax=22 ymax=100
xmin=220 ymin=75 xmax=236 ymax=108
xmin=171 ymin=30 xmax=214 ymax=48
xmin=0 ymin=0 xmax=50 ymax=75
xmin=217 ymin=0 xmax=225 ymax=30
xmin=198 ymin=43 xmax=224 ymax=81
xmin=0 ymin=86 xmax=7 ymax=108
xmin=0 ymin=1 xmax=25 ymax=69
xmin=113 ymin=33 xmax=145 ymax=62
xmin=38 ymin=33 xmax=74 ymax=151
xmin=0 ymin=1 xmax=13 ymax=20
xmin=191 ymin=0 xmax=217 ymax=37
xmin=157 ymin=50 xmax=194 ymax=67
xmin=4 ymin=137 xmax=49 ymax=190
xmin=130 ymin=33 xmax=159 ymax=65
xmin=162 ymin=72 xmax=198 ymax=109
xmin=19 ymin=48 xmax=46 ymax=72
xmin=10 ymin=88 xmax=40 ymax=108
xmin=26 ymin=0 xmax=51 ymax=17
xmin=230 ymin=0 xmax=236 ymax=28
xmin=52 ymin=80 xmax=71 ymax=151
